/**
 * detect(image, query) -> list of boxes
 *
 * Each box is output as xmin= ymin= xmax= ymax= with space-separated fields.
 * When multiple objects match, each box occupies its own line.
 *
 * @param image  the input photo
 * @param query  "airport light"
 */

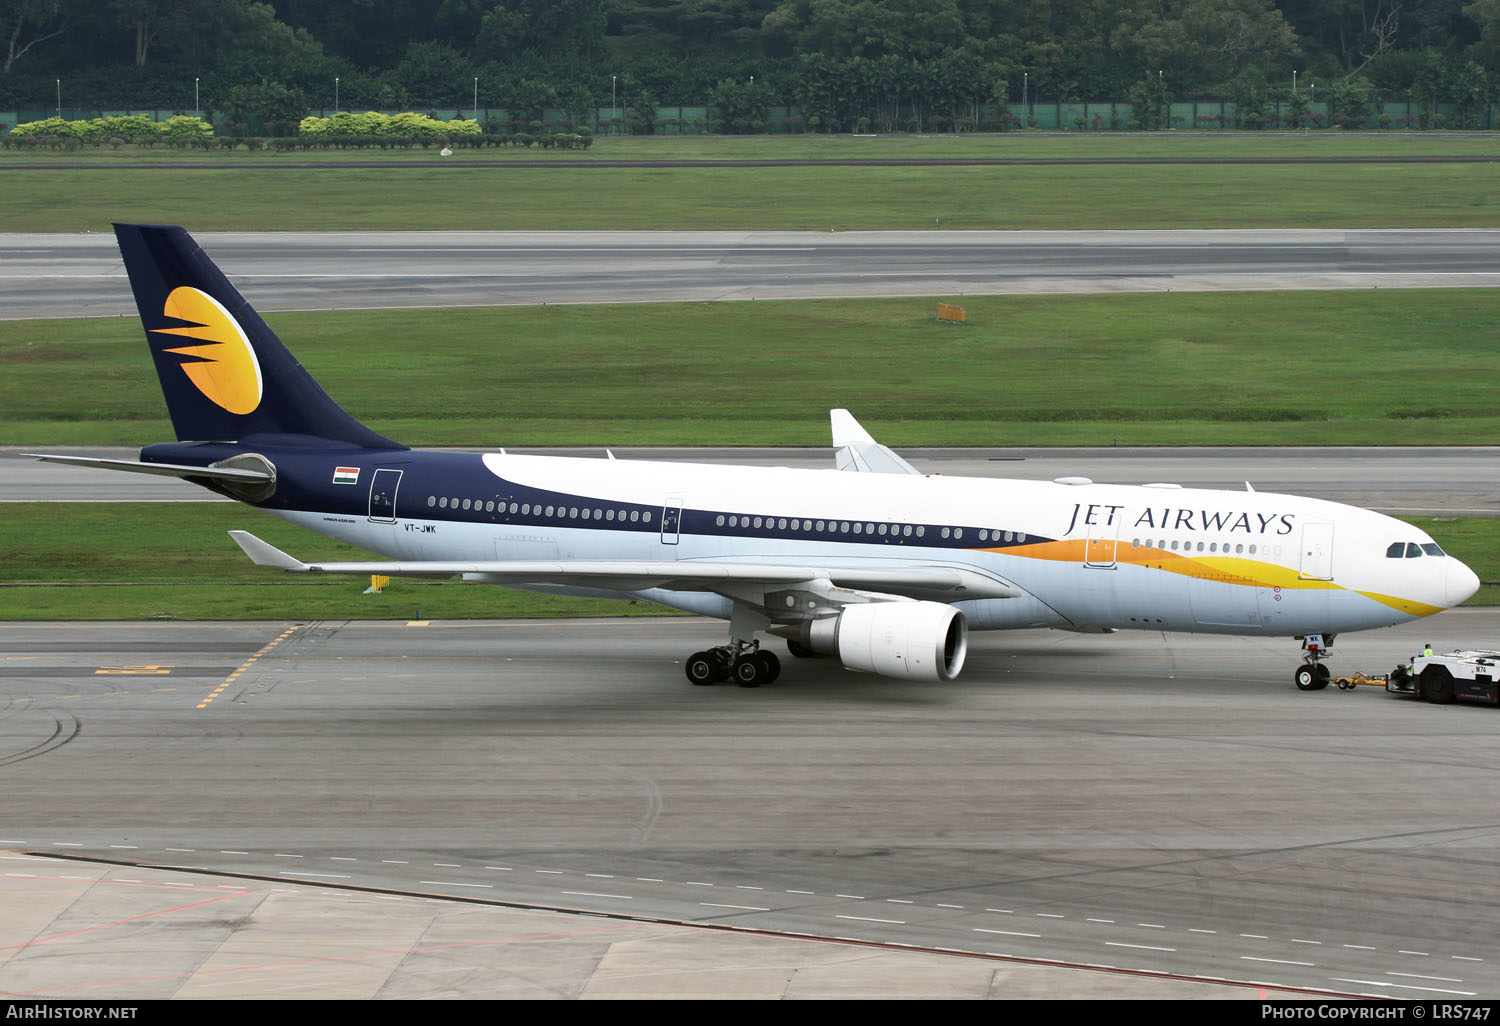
xmin=473 ymin=77 xmax=478 ymax=120
xmin=1022 ymin=72 xmax=1027 ymax=126
xmin=195 ymin=77 xmax=199 ymax=117
xmin=55 ymin=78 xmax=60 ymax=118
xmin=335 ymin=77 xmax=339 ymax=115
xmin=611 ymin=75 xmax=616 ymax=134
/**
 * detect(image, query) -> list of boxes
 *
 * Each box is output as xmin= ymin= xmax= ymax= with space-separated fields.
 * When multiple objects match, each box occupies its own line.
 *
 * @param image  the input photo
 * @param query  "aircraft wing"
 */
xmin=229 ymin=531 xmax=1016 ymax=602
xmin=830 ymin=409 xmax=921 ymax=475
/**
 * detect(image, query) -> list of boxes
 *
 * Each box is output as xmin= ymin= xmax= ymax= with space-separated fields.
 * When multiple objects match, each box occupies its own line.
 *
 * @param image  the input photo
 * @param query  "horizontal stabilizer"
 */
xmin=830 ymin=409 xmax=920 ymax=476
xmin=227 ymin=532 xmax=1017 ymax=601
xmin=25 ymin=453 xmax=274 ymax=483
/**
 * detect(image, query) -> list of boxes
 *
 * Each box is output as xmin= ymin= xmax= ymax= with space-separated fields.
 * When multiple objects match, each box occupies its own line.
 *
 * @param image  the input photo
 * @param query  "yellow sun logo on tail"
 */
xmin=152 ymin=286 xmax=263 ymax=415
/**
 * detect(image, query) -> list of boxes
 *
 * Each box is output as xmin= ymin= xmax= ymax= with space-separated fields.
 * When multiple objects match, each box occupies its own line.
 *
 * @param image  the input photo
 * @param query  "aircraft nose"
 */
xmin=1446 ymin=558 xmax=1481 ymax=607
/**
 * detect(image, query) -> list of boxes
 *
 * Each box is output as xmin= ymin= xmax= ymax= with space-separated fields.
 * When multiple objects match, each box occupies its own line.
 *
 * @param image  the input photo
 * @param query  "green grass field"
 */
xmin=2 ymin=129 xmax=1497 ymax=231
xmin=3 ymin=162 xmax=1494 ymax=232
xmin=5 ymin=289 xmax=1500 ymax=448
xmin=0 ymin=502 xmax=1492 ymax=620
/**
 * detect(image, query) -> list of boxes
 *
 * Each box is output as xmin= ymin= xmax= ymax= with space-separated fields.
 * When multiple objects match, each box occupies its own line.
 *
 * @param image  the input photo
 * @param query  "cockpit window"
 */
xmin=1386 ymin=542 xmax=1404 ymax=558
xmin=1406 ymin=543 xmax=1423 ymax=558
xmin=1421 ymin=543 xmax=1445 ymax=557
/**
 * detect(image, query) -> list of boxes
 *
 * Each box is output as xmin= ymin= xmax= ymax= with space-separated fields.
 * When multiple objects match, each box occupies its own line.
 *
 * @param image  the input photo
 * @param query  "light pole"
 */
xmin=334 ymin=77 xmax=339 ymax=115
xmin=611 ymin=75 xmax=616 ymax=134
xmin=55 ymin=78 xmax=60 ymax=118
xmin=1292 ymin=70 xmax=1298 ymax=94
xmin=195 ymin=77 xmax=199 ymax=118
xmin=1022 ymin=72 xmax=1028 ymax=127
xmin=473 ymin=77 xmax=477 ymax=120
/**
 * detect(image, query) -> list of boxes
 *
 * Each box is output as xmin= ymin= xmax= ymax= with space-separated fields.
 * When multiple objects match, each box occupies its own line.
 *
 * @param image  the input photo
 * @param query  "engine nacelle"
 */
xmin=792 ymin=601 xmax=967 ymax=682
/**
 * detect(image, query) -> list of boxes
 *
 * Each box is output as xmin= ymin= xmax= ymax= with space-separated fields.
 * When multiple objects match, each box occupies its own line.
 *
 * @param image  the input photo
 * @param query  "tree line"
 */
xmin=3 ymin=1 xmax=1498 ymax=130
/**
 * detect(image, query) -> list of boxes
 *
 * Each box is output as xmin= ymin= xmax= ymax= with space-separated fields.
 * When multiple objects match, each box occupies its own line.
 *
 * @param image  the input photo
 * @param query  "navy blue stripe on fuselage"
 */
xmin=144 ymin=444 xmax=1054 ymax=552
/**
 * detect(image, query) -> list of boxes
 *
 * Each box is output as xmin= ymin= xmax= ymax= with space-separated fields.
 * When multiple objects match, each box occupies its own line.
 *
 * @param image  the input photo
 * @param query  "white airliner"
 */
xmin=28 ymin=224 xmax=1481 ymax=689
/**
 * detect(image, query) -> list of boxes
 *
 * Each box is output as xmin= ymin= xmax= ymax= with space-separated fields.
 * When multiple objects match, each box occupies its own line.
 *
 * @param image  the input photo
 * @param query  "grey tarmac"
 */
xmin=1 ymin=614 xmax=1497 ymax=999
xmin=4 ymin=228 xmax=1500 ymax=320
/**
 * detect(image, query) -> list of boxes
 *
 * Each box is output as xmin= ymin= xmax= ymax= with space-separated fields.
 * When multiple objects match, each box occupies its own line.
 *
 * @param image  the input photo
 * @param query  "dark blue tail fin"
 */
xmin=115 ymin=223 xmax=404 ymax=449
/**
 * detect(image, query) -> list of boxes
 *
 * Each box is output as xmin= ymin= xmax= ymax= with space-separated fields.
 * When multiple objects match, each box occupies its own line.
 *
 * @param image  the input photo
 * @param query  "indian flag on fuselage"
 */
xmin=333 ymin=466 xmax=360 ymax=485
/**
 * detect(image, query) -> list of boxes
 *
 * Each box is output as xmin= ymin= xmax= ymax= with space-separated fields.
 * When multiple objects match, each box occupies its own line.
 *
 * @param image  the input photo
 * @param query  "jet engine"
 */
xmin=787 ymin=601 xmax=968 ymax=682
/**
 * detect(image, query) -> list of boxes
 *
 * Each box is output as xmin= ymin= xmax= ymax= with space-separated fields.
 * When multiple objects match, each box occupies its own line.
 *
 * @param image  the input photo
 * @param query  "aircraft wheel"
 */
xmin=758 ymin=650 xmax=781 ymax=684
xmin=685 ymin=652 xmax=717 ymax=686
xmin=734 ymin=658 xmax=764 ymax=688
xmin=1294 ymin=665 xmax=1326 ymax=691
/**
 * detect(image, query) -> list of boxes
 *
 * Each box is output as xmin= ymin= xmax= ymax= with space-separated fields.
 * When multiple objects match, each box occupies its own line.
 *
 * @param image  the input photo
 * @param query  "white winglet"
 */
xmin=830 ymin=408 xmax=876 ymax=448
xmin=229 ymin=531 xmax=308 ymax=571
xmin=830 ymin=409 xmax=921 ymax=476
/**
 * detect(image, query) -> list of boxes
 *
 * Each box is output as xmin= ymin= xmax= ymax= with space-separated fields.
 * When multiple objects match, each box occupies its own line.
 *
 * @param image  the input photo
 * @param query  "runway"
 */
xmin=2 ymin=614 xmax=1497 ymax=998
xmin=4 ymin=228 xmax=1500 ymax=320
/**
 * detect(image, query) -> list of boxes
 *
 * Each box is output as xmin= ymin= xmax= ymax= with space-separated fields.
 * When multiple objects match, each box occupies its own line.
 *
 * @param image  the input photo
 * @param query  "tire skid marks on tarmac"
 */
xmin=0 ymin=698 xmax=80 ymax=766
xmin=12 ymin=840 xmax=1491 ymax=995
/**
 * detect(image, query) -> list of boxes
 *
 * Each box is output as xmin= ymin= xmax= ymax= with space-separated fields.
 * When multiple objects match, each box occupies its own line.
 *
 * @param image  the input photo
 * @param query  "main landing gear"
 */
xmin=684 ymin=642 xmax=781 ymax=687
xmin=1293 ymin=633 xmax=1336 ymax=691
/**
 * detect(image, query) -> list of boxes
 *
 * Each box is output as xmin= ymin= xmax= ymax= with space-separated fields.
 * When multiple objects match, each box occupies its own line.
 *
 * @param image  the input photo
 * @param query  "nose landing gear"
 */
xmin=1294 ymin=633 xmax=1335 ymax=690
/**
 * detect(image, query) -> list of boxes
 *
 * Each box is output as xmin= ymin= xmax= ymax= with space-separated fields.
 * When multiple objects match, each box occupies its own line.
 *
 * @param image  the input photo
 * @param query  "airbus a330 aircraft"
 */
xmin=29 ymin=224 xmax=1481 ymax=689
